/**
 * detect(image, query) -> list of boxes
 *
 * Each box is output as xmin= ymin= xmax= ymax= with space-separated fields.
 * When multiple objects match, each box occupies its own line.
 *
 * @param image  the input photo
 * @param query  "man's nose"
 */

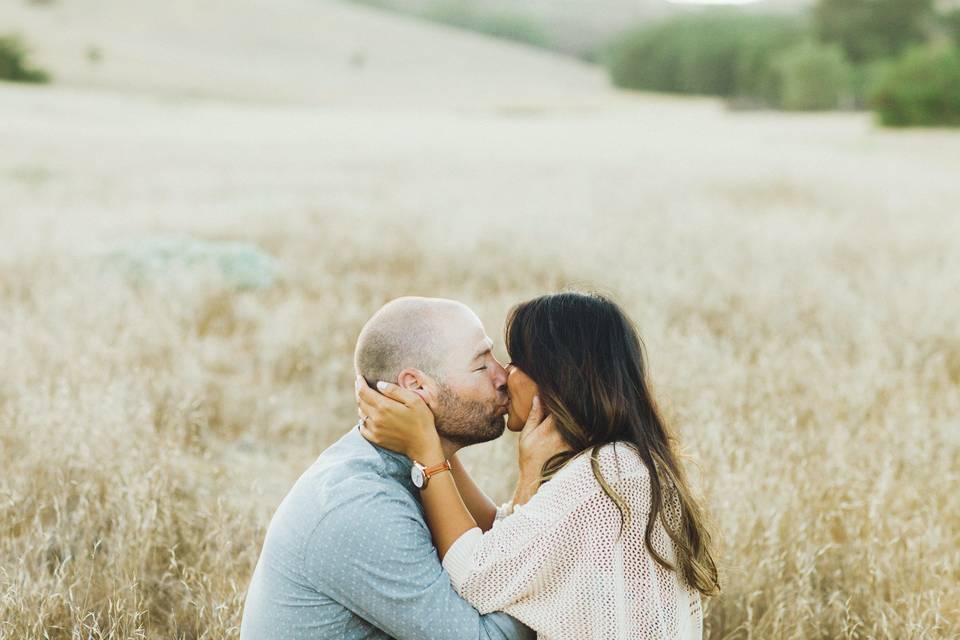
xmin=492 ymin=361 xmax=508 ymax=391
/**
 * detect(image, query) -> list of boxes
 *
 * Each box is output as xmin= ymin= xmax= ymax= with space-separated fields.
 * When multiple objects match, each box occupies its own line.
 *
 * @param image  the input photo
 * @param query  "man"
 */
xmin=240 ymin=297 xmax=533 ymax=639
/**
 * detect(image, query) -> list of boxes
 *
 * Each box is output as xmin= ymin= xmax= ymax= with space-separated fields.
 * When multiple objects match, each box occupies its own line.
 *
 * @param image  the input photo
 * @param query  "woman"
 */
xmin=356 ymin=291 xmax=719 ymax=639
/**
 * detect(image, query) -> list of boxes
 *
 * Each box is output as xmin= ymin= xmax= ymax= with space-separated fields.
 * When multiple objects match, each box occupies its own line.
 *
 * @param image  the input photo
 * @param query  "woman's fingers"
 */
xmin=356 ymin=377 xmax=383 ymax=415
xmin=358 ymin=420 xmax=380 ymax=444
xmin=356 ymin=375 xmax=374 ymax=404
xmin=360 ymin=420 xmax=386 ymax=446
xmin=358 ymin=395 xmax=379 ymax=425
xmin=538 ymin=414 xmax=555 ymax=432
xmin=539 ymin=416 xmax=573 ymax=456
xmin=373 ymin=380 xmax=426 ymax=407
xmin=357 ymin=375 xmax=425 ymax=409
xmin=538 ymin=415 xmax=564 ymax=443
xmin=356 ymin=375 xmax=433 ymax=447
xmin=528 ymin=395 xmax=542 ymax=423
xmin=356 ymin=376 xmax=393 ymax=413
xmin=520 ymin=395 xmax=543 ymax=437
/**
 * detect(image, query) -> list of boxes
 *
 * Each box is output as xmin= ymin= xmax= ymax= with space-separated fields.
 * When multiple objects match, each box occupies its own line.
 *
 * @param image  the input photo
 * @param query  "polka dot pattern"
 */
xmin=239 ymin=425 xmax=534 ymax=640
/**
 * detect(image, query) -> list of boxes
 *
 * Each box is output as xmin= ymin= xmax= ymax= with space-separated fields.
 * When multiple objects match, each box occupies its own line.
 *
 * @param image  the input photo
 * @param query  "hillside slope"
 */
xmin=0 ymin=0 xmax=611 ymax=107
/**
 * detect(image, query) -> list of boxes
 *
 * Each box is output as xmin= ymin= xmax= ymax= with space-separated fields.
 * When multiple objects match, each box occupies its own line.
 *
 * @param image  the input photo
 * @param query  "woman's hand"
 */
xmin=355 ymin=375 xmax=444 ymax=464
xmin=513 ymin=396 xmax=573 ymax=506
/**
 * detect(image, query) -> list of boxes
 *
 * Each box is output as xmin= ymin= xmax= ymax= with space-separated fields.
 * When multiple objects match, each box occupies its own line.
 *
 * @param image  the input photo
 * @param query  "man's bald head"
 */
xmin=354 ymin=297 xmax=470 ymax=386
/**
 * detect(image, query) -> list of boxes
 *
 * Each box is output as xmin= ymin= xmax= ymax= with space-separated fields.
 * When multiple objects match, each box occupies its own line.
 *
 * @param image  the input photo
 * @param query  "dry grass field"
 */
xmin=1 ymin=1 xmax=959 ymax=638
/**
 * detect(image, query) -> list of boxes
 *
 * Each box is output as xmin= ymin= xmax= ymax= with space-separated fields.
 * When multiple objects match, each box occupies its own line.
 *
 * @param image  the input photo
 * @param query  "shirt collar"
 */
xmin=351 ymin=421 xmax=417 ymax=493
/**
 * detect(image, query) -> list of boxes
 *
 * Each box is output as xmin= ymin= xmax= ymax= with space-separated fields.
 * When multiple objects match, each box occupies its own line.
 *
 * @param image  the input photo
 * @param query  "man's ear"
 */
xmin=397 ymin=368 xmax=434 ymax=404
xmin=396 ymin=368 xmax=424 ymax=390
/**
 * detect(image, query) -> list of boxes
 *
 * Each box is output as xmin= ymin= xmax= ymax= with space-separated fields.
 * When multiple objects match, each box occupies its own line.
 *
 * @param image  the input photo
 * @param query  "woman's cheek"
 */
xmin=507 ymin=389 xmax=535 ymax=432
xmin=506 ymin=368 xmax=537 ymax=432
xmin=506 ymin=396 xmax=521 ymax=431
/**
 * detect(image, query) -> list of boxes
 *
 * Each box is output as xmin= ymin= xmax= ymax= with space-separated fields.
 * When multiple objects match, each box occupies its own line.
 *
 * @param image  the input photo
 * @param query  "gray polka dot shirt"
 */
xmin=240 ymin=424 xmax=534 ymax=640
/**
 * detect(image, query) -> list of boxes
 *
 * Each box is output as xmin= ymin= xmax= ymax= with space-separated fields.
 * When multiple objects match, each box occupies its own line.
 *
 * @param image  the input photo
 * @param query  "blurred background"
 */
xmin=1 ymin=0 xmax=958 ymax=638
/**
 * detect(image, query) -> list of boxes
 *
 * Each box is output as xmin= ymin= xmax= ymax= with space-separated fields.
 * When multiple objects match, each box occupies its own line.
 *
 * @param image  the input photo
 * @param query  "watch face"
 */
xmin=411 ymin=464 xmax=425 ymax=489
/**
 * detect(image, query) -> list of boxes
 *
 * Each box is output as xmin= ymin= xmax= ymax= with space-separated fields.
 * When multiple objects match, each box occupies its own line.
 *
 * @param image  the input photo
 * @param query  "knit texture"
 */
xmin=443 ymin=442 xmax=703 ymax=640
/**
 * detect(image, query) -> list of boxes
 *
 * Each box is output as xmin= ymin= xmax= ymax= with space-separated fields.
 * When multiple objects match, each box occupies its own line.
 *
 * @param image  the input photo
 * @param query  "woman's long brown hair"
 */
xmin=505 ymin=291 xmax=720 ymax=596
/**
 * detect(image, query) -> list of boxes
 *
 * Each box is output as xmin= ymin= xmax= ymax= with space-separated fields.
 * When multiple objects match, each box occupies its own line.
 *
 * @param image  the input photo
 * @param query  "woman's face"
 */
xmin=505 ymin=363 xmax=539 ymax=432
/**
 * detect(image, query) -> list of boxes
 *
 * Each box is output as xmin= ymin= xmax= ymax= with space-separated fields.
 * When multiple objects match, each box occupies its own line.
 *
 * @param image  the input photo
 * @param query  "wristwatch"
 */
xmin=411 ymin=459 xmax=452 ymax=489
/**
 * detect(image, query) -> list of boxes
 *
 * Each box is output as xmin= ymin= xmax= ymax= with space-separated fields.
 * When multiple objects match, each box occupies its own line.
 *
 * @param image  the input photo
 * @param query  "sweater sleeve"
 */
xmin=441 ymin=466 xmax=650 ymax=616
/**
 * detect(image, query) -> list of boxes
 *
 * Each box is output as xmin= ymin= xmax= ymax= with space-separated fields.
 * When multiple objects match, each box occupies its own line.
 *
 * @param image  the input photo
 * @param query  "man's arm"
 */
xmin=306 ymin=486 xmax=534 ymax=640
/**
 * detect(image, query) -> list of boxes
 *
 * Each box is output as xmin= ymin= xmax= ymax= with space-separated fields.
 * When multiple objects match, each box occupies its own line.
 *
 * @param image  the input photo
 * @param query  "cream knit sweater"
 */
xmin=442 ymin=442 xmax=703 ymax=640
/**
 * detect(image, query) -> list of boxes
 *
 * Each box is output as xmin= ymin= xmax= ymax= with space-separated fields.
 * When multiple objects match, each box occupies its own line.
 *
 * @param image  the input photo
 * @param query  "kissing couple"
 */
xmin=240 ymin=291 xmax=720 ymax=639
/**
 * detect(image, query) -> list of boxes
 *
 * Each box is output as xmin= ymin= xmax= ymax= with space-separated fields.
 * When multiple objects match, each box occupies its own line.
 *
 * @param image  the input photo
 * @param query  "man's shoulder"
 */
xmin=283 ymin=426 xmax=419 ymax=527
xmin=260 ymin=427 xmax=421 ymax=568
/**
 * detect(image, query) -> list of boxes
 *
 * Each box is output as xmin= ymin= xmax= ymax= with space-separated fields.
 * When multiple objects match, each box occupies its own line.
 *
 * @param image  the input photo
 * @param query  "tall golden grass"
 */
xmin=1 ymin=80 xmax=959 ymax=638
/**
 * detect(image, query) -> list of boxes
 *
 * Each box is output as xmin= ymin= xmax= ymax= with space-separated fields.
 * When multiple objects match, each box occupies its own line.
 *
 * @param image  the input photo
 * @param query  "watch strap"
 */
xmin=422 ymin=459 xmax=452 ymax=479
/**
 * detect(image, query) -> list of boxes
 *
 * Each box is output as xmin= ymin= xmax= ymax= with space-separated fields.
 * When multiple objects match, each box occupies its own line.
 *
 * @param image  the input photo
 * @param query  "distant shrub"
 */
xmin=86 ymin=44 xmax=103 ymax=65
xmin=579 ymin=48 xmax=600 ymax=64
xmin=0 ymin=34 xmax=50 ymax=83
xmin=348 ymin=0 xmax=397 ymax=10
xmin=768 ymin=40 xmax=853 ymax=110
xmin=870 ymin=45 xmax=960 ymax=126
xmin=347 ymin=0 xmax=552 ymax=50
xmin=942 ymin=8 xmax=960 ymax=44
xmin=814 ymin=0 xmax=934 ymax=63
xmin=847 ymin=59 xmax=889 ymax=108
xmin=606 ymin=11 xmax=806 ymax=99
xmin=422 ymin=1 xmax=552 ymax=49
xmin=732 ymin=16 xmax=810 ymax=104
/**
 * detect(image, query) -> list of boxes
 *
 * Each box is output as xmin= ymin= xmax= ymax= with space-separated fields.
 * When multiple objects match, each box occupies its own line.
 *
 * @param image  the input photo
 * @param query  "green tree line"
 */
xmin=606 ymin=0 xmax=960 ymax=127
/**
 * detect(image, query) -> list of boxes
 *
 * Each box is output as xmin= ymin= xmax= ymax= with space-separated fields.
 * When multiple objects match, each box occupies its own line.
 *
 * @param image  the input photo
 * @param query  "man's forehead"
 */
xmin=473 ymin=335 xmax=494 ymax=355
xmin=440 ymin=312 xmax=490 ymax=356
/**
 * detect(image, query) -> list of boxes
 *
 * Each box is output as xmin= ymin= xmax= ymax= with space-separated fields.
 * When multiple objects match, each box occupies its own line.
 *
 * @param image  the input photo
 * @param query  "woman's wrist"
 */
xmin=511 ymin=472 xmax=540 ymax=507
xmin=411 ymin=435 xmax=445 ymax=467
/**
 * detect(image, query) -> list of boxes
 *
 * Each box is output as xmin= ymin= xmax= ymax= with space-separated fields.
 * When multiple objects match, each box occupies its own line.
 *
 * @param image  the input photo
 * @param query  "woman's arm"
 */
xmin=356 ymin=377 xmax=479 ymax=559
xmin=356 ymin=378 xmax=566 ymax=558
xmin=449 ymin=453 xmax=498 ymax=532
xmin=416 ymin=442 xmax=483 ymax=559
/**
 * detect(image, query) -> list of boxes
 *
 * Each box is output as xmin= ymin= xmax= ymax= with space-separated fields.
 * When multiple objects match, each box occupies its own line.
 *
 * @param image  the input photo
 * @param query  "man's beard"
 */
xmin=433 ymin=380 xmax=506 ymax=447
